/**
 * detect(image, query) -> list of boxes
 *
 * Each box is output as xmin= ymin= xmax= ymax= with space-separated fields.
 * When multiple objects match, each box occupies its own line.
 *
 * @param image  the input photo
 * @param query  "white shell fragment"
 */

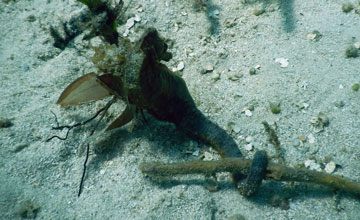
xmin=275 ymin=58 xmax=289 ymax=68
xmin=354 ymin=42 xmax=360 ymax=49
xmin=325 ymin=161 xmax=336 ymax=174
xmin=245 ymin=143 xmax=253 ymax=151
xmin=244 ymin=109 xmax=252 ymax=117
xmin=307 ymin=134 xmax=315 ymax=144
xmin=125 ymin=18 xmax=135 ymax=29
xmin=177 ymin=61 xmax=185 ymax=71
xmin=245 ymin=136 xmax=253 ymax=143
xmin=304 ymin=159 xmax=321 ymax=171
xmin=310 ymin=112 xmax=329 ymax=133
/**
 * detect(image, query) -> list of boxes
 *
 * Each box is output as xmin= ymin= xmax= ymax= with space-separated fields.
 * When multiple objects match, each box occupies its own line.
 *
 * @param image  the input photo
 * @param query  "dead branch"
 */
xmin=139 ymin=158 xmax=360 ymax=196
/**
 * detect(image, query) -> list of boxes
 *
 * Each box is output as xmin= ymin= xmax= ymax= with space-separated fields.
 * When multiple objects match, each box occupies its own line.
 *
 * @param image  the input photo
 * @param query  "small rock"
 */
xmin=324 ymin=161 xmax=336 ymax=173
xmin=342 ymin=2 xmax=354 ymax=13
xmin=231 ymin=122 xmax=241 ymax=134
xmin=304 ymin=159 xmax=321 ymax=171
xmin=352 ymin=83 xmax=359 ymax=91
xmin=192 ymin=150 xmax=200 ymax=157
xmin=334 ymin=100 xmax=345 ymax=108
xmin=225 ymin=19 xmax=237 ymax=28
xmin=205 ymin=65 xmax=214 ymax=72
xmin=0 ymin=119 xmax=13 ymax=128
xmin=227 ymin=72 xmax=243 ymax=81
xmin=354 ymin=42 xmax=360 ymax=49
xmin=308 ymin=134 xmax=315 ymax=144
xmin=17 ymin=200 xmax=40 ymax=219
xmin=244 ymin=109 xmax=252 ymax=117
xmin=245 ymin=143 xmax=253 ymax=151
xmin=299 ymin=134 xmax=306 ymax=142
xmin=125 ymin=18 xmax=135 ymax=29
xmin=134 ymin=14 xmax=141 ymax=22
xmin=345 ymin=45 xmax=359 ymax=58
xmin=270 ymin=102 xmax=281 ymax=114
xmin=177 ymin=61 xmax=184 ymax=71
xmin=253 ymin=8 xmax=265 ymax=16
xmin=310 ymin=112 xmax=329 ymax=133
xmin=275 ymin=58 xmax=289 ymax=67
xmin=245 ymin=136 xmax=253 ymax=143
xmin=211 ymin=72 xmax=220 ymax=81
xmin=203 ymin=151 xmax=214 ymax=161
xmin=11 ymin=144 xmax=29 ymax=153
xmin=307 ymin=30 xmax=322 ymax=42
xmin=249 ymin=67 xmax=256 ymax=75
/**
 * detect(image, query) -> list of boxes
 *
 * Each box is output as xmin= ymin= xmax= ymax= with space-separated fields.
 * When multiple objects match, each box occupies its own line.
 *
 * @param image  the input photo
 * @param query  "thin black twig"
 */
xmin=46 ymin=98 xmax=116 ymax=142
xmin=78 ymin=143 xmax=90 ymax=197
xmin=77 ymin=97 xmax=116 ymax=197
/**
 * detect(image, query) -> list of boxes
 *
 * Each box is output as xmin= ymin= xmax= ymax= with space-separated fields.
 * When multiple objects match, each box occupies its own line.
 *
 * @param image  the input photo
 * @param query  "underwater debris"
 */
xmin=342 ymin=2 xmax=354 ymax=13
xmin=307 ymin=30 xmax=322 ymax=42
xmin=352 ymin=83 xmax=359 ymax=91
xmin=139 ymin=157 xmax=360 ymax=196
xmin=51 ymin=27 xmax=269 ymax=197
xmin=253 ymin=8 xmax=265 ymax=16
xmin=262 ymin=121 xmax=284 ymax=163
xmin=0 ymin=118 xmax=13 ymax=128
xmin=269 ymin=102 xmax=281 ymax=114
xmin=77 ymin=0 xmax=123 ymax=45
xmin=16 ymin=200 xmax=40 ymax=219
xmin=345 ymin=45 xmax=359 ymax=58
xmin=275 ymin=58 xmax=289 ymax=68
xmin=310 ymin=112 xmax=329 ymax=133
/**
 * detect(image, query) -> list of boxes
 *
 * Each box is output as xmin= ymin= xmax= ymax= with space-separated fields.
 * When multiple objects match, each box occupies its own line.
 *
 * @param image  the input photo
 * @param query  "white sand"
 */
xmin=1 ymin=0 xmax=360 ymax=219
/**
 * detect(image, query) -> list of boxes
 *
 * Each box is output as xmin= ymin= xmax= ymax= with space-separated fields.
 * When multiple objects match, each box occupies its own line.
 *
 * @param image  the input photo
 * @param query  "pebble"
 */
xmin=244 ymin=109 xmax=252 ymax=117
xmin=307 ymin=30 xmax=322 ymax=42
xmin=232 ymin=124 xmax=241 ymax=134
xmin=304 ymin=159 xmax=321 ymax=171
xmin=245 ymin=143 xmax=253 ymax=151
xmin=275 ymin=58 xmax=289 ymax=68
xmin=342 ymin=3 xmax=354 ymax=13
xmin=192 ymin=150 xmax=200 ymax=157
xmin=11 ymin=144 xmax=29 ymax=153
xmin=345 ymin=45 xmax=359 ymax=58
xmin=249 ymin=67 xmax=256 ymax=75
xmin=245 ymin=136 xmax=253 ymax=143
xmin=227 ymin=72 xmax=243 ymax=81
xmin=205 ymin=65 xmax=214 ymax=72
xmin=307 ymin=134 xmax=315 ymax=144
xmin=125 ymin=15 xmax=141 ymax=30
xmin=176 ymin=61 xmax=184 ymax=71
xmin=334 ymin=100 xmax=345 ymax=108
xmin=211 ymin=72 xmax=220 ymax=81
xmin=324 ymin=161 xmax=336 ymax=174
xmin=352 ymin=83 xmax=359 ymax=91
xmin=253 ymin=8 xmax=265 ymax=16
xmin=299 ymin=134 xmax=306 ymax=142
xmin=270 ymin=102 xmax=281 ymax=114
xmin=310 ymin=112 xmax=329 ymax=133
xmin=0 ymin=119 xmax=13 ymax=128
xmin=203 ymin=151 xmax=214 ymax=161
xmin=354 ymin=42 xmax=360 ymax=49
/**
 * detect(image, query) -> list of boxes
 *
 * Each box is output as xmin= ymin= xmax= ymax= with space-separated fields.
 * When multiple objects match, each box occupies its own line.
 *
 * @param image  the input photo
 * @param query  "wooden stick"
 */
xmin=139 ymin=158 xmax=360 ymax=195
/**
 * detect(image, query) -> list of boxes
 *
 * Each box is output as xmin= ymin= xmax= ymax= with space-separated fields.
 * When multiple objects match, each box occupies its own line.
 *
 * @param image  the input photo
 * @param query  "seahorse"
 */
xmin=57 ymin=28 xmax=267 ymax=196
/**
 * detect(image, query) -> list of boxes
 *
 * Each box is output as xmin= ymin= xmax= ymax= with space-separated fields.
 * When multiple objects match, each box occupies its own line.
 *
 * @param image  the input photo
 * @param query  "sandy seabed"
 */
xmin=1 ymin=0 xmax=360 ymax=219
